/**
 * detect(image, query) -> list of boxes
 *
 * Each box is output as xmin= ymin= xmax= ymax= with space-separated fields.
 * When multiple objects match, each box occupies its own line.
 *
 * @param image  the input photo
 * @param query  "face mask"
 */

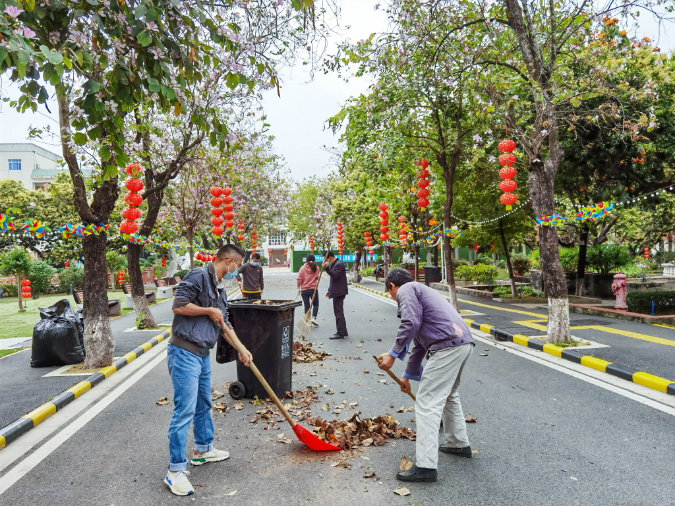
xmin=325 ymin=261 xmax=332 ymax=267
xmin=251 ymin=261 xmax=259 ymax=266
xmin=224 ymin=260 xmax=239 ymax=280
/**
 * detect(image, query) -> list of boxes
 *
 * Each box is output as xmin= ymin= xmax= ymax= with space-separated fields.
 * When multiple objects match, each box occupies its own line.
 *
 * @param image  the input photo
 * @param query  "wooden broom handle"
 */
xmin=374 ymin=356 xmax=417 ymax=401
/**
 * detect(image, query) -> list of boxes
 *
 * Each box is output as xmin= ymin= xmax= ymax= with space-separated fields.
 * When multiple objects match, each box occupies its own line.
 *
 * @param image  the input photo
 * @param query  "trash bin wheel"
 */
xmin=229 ymin=381 xmax=245 ymax=400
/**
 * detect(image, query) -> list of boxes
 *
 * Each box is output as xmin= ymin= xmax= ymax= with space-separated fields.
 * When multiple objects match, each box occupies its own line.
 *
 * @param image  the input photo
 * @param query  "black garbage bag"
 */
xmin=31 ymin=299 xmax=85 ymax=368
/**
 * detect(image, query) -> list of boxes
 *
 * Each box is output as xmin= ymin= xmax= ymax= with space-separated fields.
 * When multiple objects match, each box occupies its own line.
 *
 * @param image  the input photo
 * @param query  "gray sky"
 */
xmin=0 ymin=3 xmax=671 ymax=183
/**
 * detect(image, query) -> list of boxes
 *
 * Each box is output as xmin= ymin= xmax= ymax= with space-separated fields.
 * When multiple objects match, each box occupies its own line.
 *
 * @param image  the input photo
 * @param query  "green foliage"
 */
xmin=528 ymin=249 xmax=540 ymax=270
xmin=655 ymin=250 xmax=675 ymax=266
xmin=0 ymin=247 xmax=33 ymax=278
xmin=511 ymin=254 xmax=532 ymax=276
xmin=586 ymin=244 xmax=631 ymax=274
xmin=58 ymin=267 xmax=85 ymax=293
xmin=474 ymin=255 xmax=493 ymax=266
xmin=626 ymin=291 xmax=675 ymax=316
xmin=174 ymin=270 xmax=189 ymax=279
xmin=361 ymin=267 xmax=376 ymax=277
xmin=473 ymin=264 xmax=499 ymax=284
xmin=0 ymin=281 xmax=17 ymax=297
xmin=453 ymin=258 xmax=471 ymax=267
xmin=497 ymin=260 xmax=506 ymax=269
xmin=559 ymin=247 xmax=579 ymax=272
xmin=455 ymin=265 xmax=475 ymax=283
xmin=106 ymin=251 xmax=127 ymax=273
xmin=28 ymin=260 xmax=57 ymax=295
xmin=492 ymin=285 xmax=537 ymax=298
xmin=135 ymin=311 xmax=149 ymax=330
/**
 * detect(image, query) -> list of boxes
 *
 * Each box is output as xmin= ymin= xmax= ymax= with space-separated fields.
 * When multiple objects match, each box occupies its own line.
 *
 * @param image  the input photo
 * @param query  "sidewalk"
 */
xmin=356 ymin=277 xmax=675 ymax=382
xmin=0 ymin=298 xmax=176 ymax=430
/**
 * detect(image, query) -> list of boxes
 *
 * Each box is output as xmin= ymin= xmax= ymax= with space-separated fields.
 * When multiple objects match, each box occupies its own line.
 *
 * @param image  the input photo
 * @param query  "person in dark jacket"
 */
xmin=238 ymin=252 xmax=264 ymax=300
xmin=165 ymin=243 xmax=253 ymax=496
xmin=323 ymin=251 xmax=349 ymax=339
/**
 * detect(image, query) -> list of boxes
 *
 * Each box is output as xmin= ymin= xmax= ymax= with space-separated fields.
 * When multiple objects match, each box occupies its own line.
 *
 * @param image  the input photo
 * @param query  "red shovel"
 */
xmin=232 ymin=341 xmax=340 ymax=451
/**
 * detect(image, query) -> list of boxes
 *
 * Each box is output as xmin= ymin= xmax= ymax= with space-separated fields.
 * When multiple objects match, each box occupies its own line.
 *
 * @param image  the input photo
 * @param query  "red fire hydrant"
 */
xmin=611 ymin=273 xmax=628 ymax=310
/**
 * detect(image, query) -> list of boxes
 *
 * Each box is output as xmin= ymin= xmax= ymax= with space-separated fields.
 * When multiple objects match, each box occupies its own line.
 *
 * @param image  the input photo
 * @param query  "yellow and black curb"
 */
xmin=352 ymin=283 xmax=392 ymax=299
xmin=0 ymin=329 xmax=172 ymax=450
xmin=464 ymin=318 xmax=675 ymax=396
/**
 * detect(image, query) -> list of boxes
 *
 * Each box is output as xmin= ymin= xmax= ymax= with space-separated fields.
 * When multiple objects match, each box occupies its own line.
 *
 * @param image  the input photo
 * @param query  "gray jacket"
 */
xmin=172 ymin=264 xmax=229 ymax=351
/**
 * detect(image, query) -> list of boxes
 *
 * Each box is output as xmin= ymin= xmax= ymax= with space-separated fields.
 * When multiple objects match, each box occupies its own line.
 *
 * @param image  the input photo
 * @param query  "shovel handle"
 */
xmin=374 ymin=356 xmax=417 ymax=402
xmin=229 ymin=337 xmax=295 ymax=427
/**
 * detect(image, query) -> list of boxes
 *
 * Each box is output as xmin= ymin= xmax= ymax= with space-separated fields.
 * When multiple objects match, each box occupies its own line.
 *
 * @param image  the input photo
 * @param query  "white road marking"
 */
xmin=351 ymin=286 xmax=675 ymax=415
xmin=0 ymin=341 xmax=169 ymax=495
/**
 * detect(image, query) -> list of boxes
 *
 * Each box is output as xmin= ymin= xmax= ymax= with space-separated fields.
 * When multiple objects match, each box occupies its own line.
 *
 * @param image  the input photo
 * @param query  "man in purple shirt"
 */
xmin=377 ymin=268 xmax=474 ymax=483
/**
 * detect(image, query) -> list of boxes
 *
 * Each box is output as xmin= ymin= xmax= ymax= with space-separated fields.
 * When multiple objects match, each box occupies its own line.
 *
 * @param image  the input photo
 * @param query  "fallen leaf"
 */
xmin=480 ymin=353 xmax=488 ymax=357
xmin=397 ymin=406 xmax=407 ymax=413
xmin=394 ymin=487 xmax=410 ymax=496
xmin=356 ymin=344 xmax=362 ymax=348
xmin=364 ymin=472 xmax=376 ymax=478
xmin=361 ymin=456 xmax=370 ymax=461
xmin=400 ymin=456 xmax=414 ymax=471
xmin=292 ymin=399 xmax=299 ymax=405
xmin=472 ymin=449 xmax=480 ymax=454
xmin=249 ymin=415 xmax=258 ymax=423
xmin=227 ymin=490 xmax=237 ymax=496
xmin=284 ymin=403 xmax=292 ymax=410
xmin=233 ymin=401 xmax=244 ymax=410
xmin=333 ymin=407 xmax=342 ymax=414
xmin=322 ymin=403 xmax=329 ymax=411
xmin=570 ymin=476 xmax=578 ymax=481
xmin=465 ymin=414 xmax=478 ymax=423
xmin=349 ymin=402 xmax=358 ymax=408
xmin=378 ymin=380 xmax=387 ymax=384
xmin=363 ymin=370 xmax=369 ymax=374
xmin=211 ymin=389 xmax=225 ymax=401
xmin=156 ymin=397 xmax=169 ymax=406
xmin=377 ymin=372 xmax=385 ymax=376
xmin=309 ymin=372 xmax=317 ymax=377
xmin=362 ymin=438 xmax=373 ymax=447
xmin=484 ymin=349 xmax=489 ymax=351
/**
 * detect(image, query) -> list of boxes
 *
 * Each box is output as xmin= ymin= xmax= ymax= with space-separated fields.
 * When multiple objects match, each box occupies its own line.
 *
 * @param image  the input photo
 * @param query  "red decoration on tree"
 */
xmin=416 ymin=158 xmax=429 ymax=169
xmin=210 ymin=187 xmax=225 ymax=238
xmin=416 ymin=188 xmax=430 ymax=198
xmin=211 ymin=216 xmax=224 ymax=226
xmin=337 ymin=221 xmax=344 ymax=255
xmin=417 ymin=198 xmax=430 ymax=208
xmin=120 ymin=163 xmax=144 ymax=236
xmin=416 ymin=161 xmax=430 ymax=208
xmin=309 ymin=234 xmax=314 ymax=253
xmin=21 ymin=279 xmax=31 ymax=299
xmin=474 ymin=243 xmax=479 ymax=252
xmin=210 ymin=187 xmax=223 ymax=197
xmin=210 ymin=207 xmax=223 ymax=216
xmin=497 ymin=139 xmax=518 ymax=209
xmin=644 ymin=248 xmax=650 ymax=260
xmin=222 ymin=187 xmax=232 ymax=196
xmin=65 ymin=262 xmax=70 ymax=268
xmin=162 ymin=256 xmax=166 ymax=268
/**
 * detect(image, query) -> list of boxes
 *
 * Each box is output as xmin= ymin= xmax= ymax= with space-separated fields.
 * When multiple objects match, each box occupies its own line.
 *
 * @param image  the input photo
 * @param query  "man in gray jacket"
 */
xmin=165 ymin=244 xmax=253 ymax=496
xmin=377 ymin=268 xmax=474 ymax=483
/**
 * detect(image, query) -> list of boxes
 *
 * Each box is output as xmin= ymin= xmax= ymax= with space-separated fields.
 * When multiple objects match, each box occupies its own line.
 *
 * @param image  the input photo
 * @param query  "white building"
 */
xmin=0 ymin=143 xmax=64 ymax=190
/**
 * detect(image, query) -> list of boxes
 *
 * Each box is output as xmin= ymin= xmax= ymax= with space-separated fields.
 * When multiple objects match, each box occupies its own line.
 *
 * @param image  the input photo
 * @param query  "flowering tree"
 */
xmin=286 ymin=176 xmax=338 ymax=253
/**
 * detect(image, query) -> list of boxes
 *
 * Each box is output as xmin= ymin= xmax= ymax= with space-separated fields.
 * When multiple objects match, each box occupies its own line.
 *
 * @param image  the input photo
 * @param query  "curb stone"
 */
xmin=463 ymin=318 xmax=675 ymax=397
xmin=0 ymin=329 xmax=172 ymax=450
xmin=352 ymin=283 xmax=393 ymax=299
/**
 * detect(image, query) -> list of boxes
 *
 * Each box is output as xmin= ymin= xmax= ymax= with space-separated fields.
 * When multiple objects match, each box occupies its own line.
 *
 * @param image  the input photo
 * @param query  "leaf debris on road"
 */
xmin=306 ymin=413 xmax=416 ymax=450
xmin=393 ymin=487 xmax=410 ymax=496
xmin=465 ymin=414 xmax=478 ymax=423
xmin=156 ymin=397 xmax=169 ymax=406
xmin=293 ymin=342 xmax=331 ymax=363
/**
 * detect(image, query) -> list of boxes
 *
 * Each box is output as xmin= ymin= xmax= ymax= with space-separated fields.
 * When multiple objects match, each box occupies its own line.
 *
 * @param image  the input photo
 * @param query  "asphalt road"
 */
xmin=1 ymin=271 xmax=674 ymax=505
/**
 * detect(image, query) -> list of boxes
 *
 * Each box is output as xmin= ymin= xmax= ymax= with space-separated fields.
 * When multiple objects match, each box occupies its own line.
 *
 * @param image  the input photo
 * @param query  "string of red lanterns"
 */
xmin=309 ymin=234 xmax=314 ymax=253
xmin=416 ymin=159 xmax=430 ymax=208
xmin=117 ymin=271 xmax=124 ymax=286
xmin=120 ymin=163 xmax=144 ymax=236
xmin=222 ymin=188 xmax=235 ymax=229
xmin=337 ymin=222 xmax=344 ymax=256
xmin=378 ymin=203 xmax=389 ymax=242
xmin=21 ymin=278 xmax=31 ymax=300
xmin=398 ymin=216 xmax=407 ymax=246
xmin=251 ymin=227 xmax=258 ymax=252
xmin=210 ymin=186 xmax=224 ymax=237
xmin=237 ymin=219 xmax=245 ymax=242
xmin=162 ymin=256 xmax=166 ymax=268
xmin=498 ymin=139 xmax=518 ymax=210
xmin=363 ymin=231 xmax=374 ymax=257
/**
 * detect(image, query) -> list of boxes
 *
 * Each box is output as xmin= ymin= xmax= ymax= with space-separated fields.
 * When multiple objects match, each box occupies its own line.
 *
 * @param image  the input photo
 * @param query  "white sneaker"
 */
xmin=311 ymin=318 xmax=319 ymax=326
xmin=164 ymin=470 xmax=194 ymax=496
xmin=191 ymin=448 xmax=230 ymax=466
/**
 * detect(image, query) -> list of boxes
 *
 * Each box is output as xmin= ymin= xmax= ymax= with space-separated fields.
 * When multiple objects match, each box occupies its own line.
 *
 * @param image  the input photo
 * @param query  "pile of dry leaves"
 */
xmin=293 ymin=342 xmax=330 ymax=363
xmin=244 ymin=386 xmax=321 ymax=426
xmin=306 ymin=412 xmax=416 ymax=450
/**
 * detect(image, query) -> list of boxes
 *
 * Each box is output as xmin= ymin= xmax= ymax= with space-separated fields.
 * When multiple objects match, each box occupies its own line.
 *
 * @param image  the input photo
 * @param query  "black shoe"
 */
xmin=396 ymin=465 xmax=437 ymax=482
xmin=439 ymin=445 xmax=472 ymax=458
xmin=329 ymin=333 xmax=345 ymax=340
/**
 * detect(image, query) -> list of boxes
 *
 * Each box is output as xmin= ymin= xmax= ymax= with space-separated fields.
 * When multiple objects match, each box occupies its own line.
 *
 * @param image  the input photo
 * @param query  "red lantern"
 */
xmin=500 ymin=193 xmax=518 ymax=209
xmin=499 ymin=180 xmax=517 ymax=192
xmin=499 ymin=167 xmax=517 ymax=180
xmin=210 ymin=197 xmax=223 ymax=207
xmin=222 ymin=187 xmax=232 ymax=196
xmin=122 ymin=206 xmax=141 ymax=220
xmin=162 ymin=256 xmax=166 ymax=267
xmin=211 ymin=208 xmax=223 ymax=216
xmin=474 ymin=244 xmax=479 ymax=252
xmin=417 ymin=198 xmax=430 ymax=208
xmin=417 ymin=178 xmax=430 ymax=188
xmin=211 ymin=226 xmax=224 ymax=236
xmin=498 ymin=153 xmax=516 ymax=166
xmin=65 ymin=262 xmax=70 ymax=268
xmin=211 ymin=216 xmax=224 ymax=226
xmin=210 ymin=187 xmax=223 ymax=197
xmin=223 ymin=204 xmax=234 ymax=212
xmin=224 ymin=220 xmax=235 ymax=228
xmin=379 ymin=210 xmax=389 ymax=218
xmin=224 ymin=212 xmax=235 ymax=220
xmin=644 ymin=248 xmax=650 ymax=259
xmin=238 ymin=234 xmax=245 ymax=241
xmin=398 ymin=216 xmax=405 ymax=223
xmin=120 ymin=220 xmax=138 ymax=234
xmin=378 ymin=203 xmax=388 ymax=211
xmin=363 ymin=232 xmax=369 ymax=238
xmin=380 ymin=234 xmax=388 ymax=241
xmin=222 ymin=195 xmax=234 ymax=204
xmin=22 ymin=292 xmax=31 ymax=299
xmin=416 ymin=188 xmax=430 ymax=198
xmin=369 ymin=250 xmax=374 ymax=255
xmin=417 ymin=168 xmax=429 ymax=178
xmin=125 ymin=162 xmax=142 ymax=175
xmin=21 ymin=279 xmax=30 ymax=286
xmin=498 ymin=139 xmax=516 ymax=153
xmin=416 ymin=158 xmax=429 ymax=169
xmin=380 ymin=226 xmax=389 ymax=233
xmin=125 ymin=178 xmax=144 ymax=192
xmin=124 ymin=192 xmax=143 ymax=206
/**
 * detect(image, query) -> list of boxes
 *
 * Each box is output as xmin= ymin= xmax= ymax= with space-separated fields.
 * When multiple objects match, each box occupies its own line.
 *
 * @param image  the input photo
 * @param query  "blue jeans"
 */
xmin=167 ymin=344 xmax=214 ymax=471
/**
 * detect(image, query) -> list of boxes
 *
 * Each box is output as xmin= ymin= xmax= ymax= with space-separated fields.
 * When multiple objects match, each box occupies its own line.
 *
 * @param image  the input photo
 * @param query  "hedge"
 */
xmin=626 ymin=291 xmax=675 ymax=315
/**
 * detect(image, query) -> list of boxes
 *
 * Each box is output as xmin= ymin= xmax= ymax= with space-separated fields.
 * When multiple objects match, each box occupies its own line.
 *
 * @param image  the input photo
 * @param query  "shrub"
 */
xmin=361 ymin=267 xmax=375 ymax=277
xmin=528 ymin=249 xmax=540 ymax=269
xmin=655 ymin=250 xmax=675 ymax=266
xmin=455 ymin=265 xmax=475 ymax=283
xmin=474 ymin=264 xmax=499 ymax=284
xmin=615 ymin=262 xmax=655 ymax=279
xmin=400 ymin=261 xmax=416 ymax=270
xmin=586 ymin=243 xmax=631 ymax=273
xmin=58 ymin=266 xmax=85 ymax=293
xmin=626 ymin=291 xmax=675 ymax=315
xmin=474 ymin=255 xmax=492 ymax=266
xmin=0 ymin=280 xmax=17 ymax=296
xmin=497 ymin=260 xmax=506 ymax=269
xmin=174 ymin=269 xmax=189 ymax=279
xmin=559 ymin=247 xmax=579 ymax=272
xmin=511 ymin=254 xmax=531 ymax=275
xmin=453 ymin=258 xmax=470 ymax=267
xmin=28 ymin=260 xmax=57 ymax=296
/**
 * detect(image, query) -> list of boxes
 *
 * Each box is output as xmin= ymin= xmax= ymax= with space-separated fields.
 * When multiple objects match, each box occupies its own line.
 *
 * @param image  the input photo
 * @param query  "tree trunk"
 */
xmin=82 ymin=233 xmax=115 ymax=368
xmin=499 ymin=220 xmax=518 ymax=298
xmin=414 ymin=245 xmax=419 ymax=282
xmin=383 ymin=245 xmax=390 ymax=280
xmin=17 ymin=273 xmax=23 ymax=311
xmin=127 ymin=243 xmax=157 ymax=328
xmin=352 ymin=249 xmax=362 ymax=283
xmin=576 ymin=228 xmax=589 ymax=296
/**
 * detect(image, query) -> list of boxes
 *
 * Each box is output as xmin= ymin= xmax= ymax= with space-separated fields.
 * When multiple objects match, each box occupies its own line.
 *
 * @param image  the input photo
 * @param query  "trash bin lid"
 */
xmin=228 ymin=299 xmax=302 ymax=311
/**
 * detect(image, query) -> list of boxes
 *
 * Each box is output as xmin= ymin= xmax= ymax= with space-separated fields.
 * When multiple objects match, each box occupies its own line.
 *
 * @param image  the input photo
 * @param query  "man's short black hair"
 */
xmin=324 ymin=250 xmax=335 ymax=259
xmin=216 ymin=243 xmax=244 ymax=260
xmin=385 ymin=268 xmax=414 ymax=292
xmin=251 ymin=252 xmax=261 ymax=260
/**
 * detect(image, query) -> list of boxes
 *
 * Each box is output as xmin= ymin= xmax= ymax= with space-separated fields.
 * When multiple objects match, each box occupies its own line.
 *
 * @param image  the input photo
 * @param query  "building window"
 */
xmin=8 ymin=159 xmax=21 ymax=171
xmin=268 ymin=231 xmax=286 ymax=245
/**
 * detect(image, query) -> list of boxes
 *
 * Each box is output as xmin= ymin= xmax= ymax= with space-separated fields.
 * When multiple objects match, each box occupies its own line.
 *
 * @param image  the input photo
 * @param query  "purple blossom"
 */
xmin=4 ymin=6 xmax=24 ymax=18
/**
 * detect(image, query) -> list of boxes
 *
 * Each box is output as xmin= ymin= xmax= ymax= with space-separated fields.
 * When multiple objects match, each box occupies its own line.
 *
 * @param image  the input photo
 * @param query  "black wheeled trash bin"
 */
xmin=424 ymin=266 xmax=442 ymax=286
xmin=216 ymin=299 xmax=302 ymax=400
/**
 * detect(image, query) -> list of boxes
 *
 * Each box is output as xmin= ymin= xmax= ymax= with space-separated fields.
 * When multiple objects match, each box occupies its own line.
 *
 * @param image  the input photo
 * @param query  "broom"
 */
xmin=296 ymin=263 xmax=325 ymax=339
